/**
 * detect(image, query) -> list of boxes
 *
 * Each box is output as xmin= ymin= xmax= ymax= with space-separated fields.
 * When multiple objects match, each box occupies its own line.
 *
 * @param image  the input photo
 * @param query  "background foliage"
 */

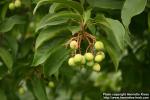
xmin=0 ymin=0 xmax=150 ymax=100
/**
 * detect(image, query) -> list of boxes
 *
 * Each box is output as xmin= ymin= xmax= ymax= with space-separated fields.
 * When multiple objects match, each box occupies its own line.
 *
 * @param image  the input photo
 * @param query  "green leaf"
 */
xmin=121 ymin=0 xmax=147 ymax=27
xmin=1 ymin=4 xmax=8 ymax=20
xmin=106 ymin=18 xmax=125 ymax=50
xmin=35 ymin=25 xmax=67 ymax=49
xmin=49 ymin=3 xmax=60 ymax=14
xmin=87 ymin=24 xmax=96 ymax=35
xmin=148 ymin=12 xmax=150 ymax=32
xmin=32 ymin=38 xmax=65 ymax=66
xmin=31 ymin=76 xmax=48 ymax=100
xmin=95 ymin=16 xmax=125 ymax=69
xmin=33 ymin=0 xmax=50 ymax=14
xmin=0 ymin=15 xmax=25 ymax=33
xmin=87 ymin=0 xmax=123 ymax=10
xmin=80 ymin=0 xmax=85 ymax=6
xmin=36 ymin=11 xmax=81 ymax=32
xmin=99 ymin=37 xmax=122 ymax=70
xmin=19 ymin=38 xmax=33 ymax=58
xmin=105 ymin=42 xmax=121 ymax=70
xmin=87 ymin=17 xmax=98 ymax=35
xmin=0 ymin=47 xmax=13 ymax=71
xmin=0 ymin=65 xmax=7 ymax=80
xmin=4 ymin=35 xmax=18 ymax=58
xmin=96 ymin=16 xmax=125 ymax=50
xmin=49 ymin=3 xmax=68 ymax=14
xmin=34 ymin=0 xmax=83 ymax=14
xmin=67 ymin=26 xmax=80 ymax=35
xmin=147 ymin=0 xmax=150 ymax=8
xmin=83 ymin=9 xmax=92 ymax=25
xmin=95 ymin=14 xmax=110 ymax=27
xmin=44 ymin=46 xmax=69 ymax=76
xmin=0 ymin=89 xmax=7 ymax=100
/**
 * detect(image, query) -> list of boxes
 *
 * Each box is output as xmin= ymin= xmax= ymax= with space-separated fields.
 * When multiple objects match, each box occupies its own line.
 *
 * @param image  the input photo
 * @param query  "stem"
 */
xmin=66 ymin=31 xmax=97 ymax=55
xmin=78 ymin=35 xmax=82 ymax=54
xmin=80 ymin=20 xmax=85 ymax=34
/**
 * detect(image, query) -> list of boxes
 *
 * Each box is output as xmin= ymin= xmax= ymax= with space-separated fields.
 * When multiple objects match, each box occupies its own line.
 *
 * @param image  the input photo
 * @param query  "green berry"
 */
xmin=97 ymin=51 xmax=105 ymax=59
xmin=94 ymin=41 xmax=104 ymax=50
xmin=48 ymin=81 xmax=55 ymax=88
xmin=84 ymin=53 xmax=94 ymax=61
xmin=68 ymin=57 xmax=76 ymax=66
xmin=92 ymin=63 xmax=101 ymax=72
xmin=74 ymin=54 xmax=83 ymax=63
xmin=18 ymin=87 xmax=25 ymax=95
xmin=14 ymin=0 xmax=21 ymax=8
xmin=70 ymin=40 xmax=78 ymax=49
xmin=9 ymin=3 xmax=15 ymax=10
xmin=95 ymin=55 xmax=103 ymax=62
xmin=29 ymin=22 xmax=35 ymax=29
xmin=86 ymin=61 xmax=94 ymax=67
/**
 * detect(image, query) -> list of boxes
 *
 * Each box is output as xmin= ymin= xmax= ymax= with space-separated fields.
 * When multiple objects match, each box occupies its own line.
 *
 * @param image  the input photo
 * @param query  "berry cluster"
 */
xmin=9 ymin=0 xmax=21 ymax=10
xmin=67 ymin=33 xmax=105 ymax=72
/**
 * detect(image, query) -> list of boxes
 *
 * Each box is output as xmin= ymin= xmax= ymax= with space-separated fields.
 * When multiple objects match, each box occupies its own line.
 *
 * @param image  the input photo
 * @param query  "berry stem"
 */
xmin=67 ymin=31 xmax=96 ymax=55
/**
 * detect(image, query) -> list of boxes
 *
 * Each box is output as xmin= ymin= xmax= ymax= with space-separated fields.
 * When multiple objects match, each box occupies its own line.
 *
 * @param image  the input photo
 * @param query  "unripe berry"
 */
xmin=94 ymin=41 xmax=104 ymax=50
xmin=29 ymin=22 xmax=35 ymax=29
xmin=86 ymin=61 xmax=94 ymax=67
xmin=9 ymin=3 xmax=15 ymax=10
xmin=74 ymin=54 xmax=83 ymax=63
xmin=97 ymin=51 xmax=105 ymax=59
xmin=48 ymin=81 xmax=55 ymax=88
xmin=92 ymin=63 xmax=101 ymax=71
xmin=84 ymin=53 xmax=94 ymax=61
xmin=68 ymin=57 xmax=76 ymax=66
xmin=18 ymin=87 xmax=25 ymax=95
xmin=95 ymin=55 xmax=103 ymax=62
xmin=70 ymin=40 xmax=78 ymax=49
xmin=14 ymin=0 xmax=21 ymax=8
